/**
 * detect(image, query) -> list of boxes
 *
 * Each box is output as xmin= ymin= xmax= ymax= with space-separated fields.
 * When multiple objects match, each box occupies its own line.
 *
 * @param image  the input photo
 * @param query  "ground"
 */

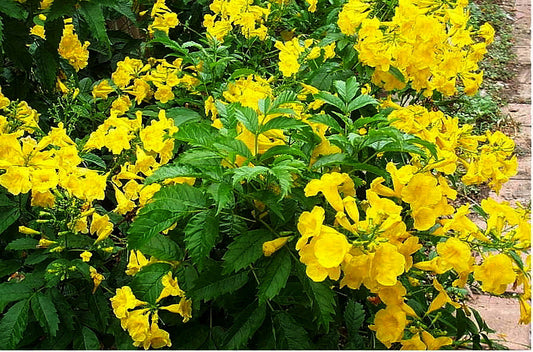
xmin=467 ymin=0 xmax=531 ymax=349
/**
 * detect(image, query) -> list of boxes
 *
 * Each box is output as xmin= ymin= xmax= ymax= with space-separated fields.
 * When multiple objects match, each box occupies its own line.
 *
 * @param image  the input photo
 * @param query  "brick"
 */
xmin=504 ymin=104 xmax=531 ymax=127
xmin=515 ymin=46 xmax=531 ymax=64
xmin=516 ymin=65 xmax=531 ymax=84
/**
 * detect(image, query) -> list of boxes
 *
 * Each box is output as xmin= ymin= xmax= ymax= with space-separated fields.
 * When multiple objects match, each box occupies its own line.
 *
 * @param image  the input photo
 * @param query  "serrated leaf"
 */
xmin=270 ymin=90 xmax=298 ymax=110
xmin=184 ymin=210 xmax=219 ymax=269
xmin=0 ymin=299 xmax=29 ymax=349
xmin=47 ymin=0 xmax=77 ymax=21
xmin=166 ymin=107 xmax=201 ymax=126
xmin=259 ymin=145 xmax=307 ymax=162
xmin=258 ymin=250 xmax=291 ymax=303
xmin=230 ymin=68 xmax=256 ymax=80
xmin=174 ymin=123 xmax=218 ymax=147
xmin=308 ymin=114 xmax=343 ymax=133
xmin=0 ymin=259 xmax=21 ymax=278
xmin=273 ymin=311 xmax=311 ymax=349
xmin=6 ymin=238 xmax=39 ymax=250
xmin=138 ymin=233 xmax=184 ymax=261
xmin=231 ymin=166 xmax=270 ymax=186
xmin=207 ymin=182 xmax=234 ymax=215
xmin=344 ymin=300 xmax=365 ymax=337
xmin=88 ymin=291 xmax=110 ymax=332
xmin=73 ymin=326 xmax=100 ymax=350
xmin=235 ymin=106 xmax=259 ymax=134
xmin=223 ymin=303 xmax=266 ymax=349
xmin=127 ymin=210 xmax=181 ymax=249
xmin=0 ymin=207 xmax=20 ymax=235
xmin=190 ymin=269 xmax=249 ymax=302
xmin=346 ymin=94 xmax=377 ymax=113
xmin=316 ymin=91 xmax=345 ymax=112
xmin=222 ymin=229 xmax=272 ymax=274
xmin=297 ymin=264 xmax=336 ymax=331
xmin=144 ymin=164 xmax=199 ymax=184
xmin=0 ymin=281 xmax=33 ymax=312
xmin=130 ymin=263 xmax=172 ymax=303
xmin=79 ymin=2 xmax=110 ymax=54
xmin=31 ymin=292 xmax=59 ymax=337
xmin=0 ymin=1 xmax=27 ymax=20
xmin=260 ymin=116 xmax=308 ymax=133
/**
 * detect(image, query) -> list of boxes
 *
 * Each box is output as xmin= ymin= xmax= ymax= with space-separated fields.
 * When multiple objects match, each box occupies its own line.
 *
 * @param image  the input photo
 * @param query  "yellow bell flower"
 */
xmin=262 ymin=236 xmax=290 ymax=256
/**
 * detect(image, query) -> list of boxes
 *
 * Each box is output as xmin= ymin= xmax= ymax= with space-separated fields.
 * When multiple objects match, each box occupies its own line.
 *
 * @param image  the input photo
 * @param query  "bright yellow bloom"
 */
xmin=160 ymin=298 xmax=193 ymax=322
xmin=80 ymin=251 xmax=92 ymax=262
xmin=427 ymin=279 xmax=461 ymax=314
xmin=89 ymin=266 xmax=105 ymax=293
xmin=58 ymin=18 xmax=90 ymax=71
xmin=90 ymin=212 xmax=113 ymax=243
xmin=263 ymin=236 xmax=290 ymax=256
xmin=369 ymin=305 xmax=407 ymax=348
xmin=474 ymin=254 xmax=516 ymax=295
xmin=304 ymin=172 xmax=355 ymax=212
xmin=110 ymin=286 xmax=147 ymax=319
xmin=157 ymin=272 xmax=185 ymax=302
xmin=370 ymin=243 xmax=406 ymax=287
xmin=19 ymin=226 xmax=40 ymax=235
xmin=436 ymin=237 xmax=473 ymax=274
xmin=126 ymin=250 xmax=152 ymax=276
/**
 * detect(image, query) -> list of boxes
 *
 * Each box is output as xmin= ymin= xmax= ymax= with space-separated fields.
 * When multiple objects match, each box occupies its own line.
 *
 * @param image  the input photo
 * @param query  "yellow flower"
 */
xmin=427 ymin=279 xmax=461 ymax=314
xmin=58 ymin=18 xmax=90 ymax=71
xmin=157 ymin=272 xmax=185 ymax=302
xmin=474 ymin=254 xmax=516 ymax=295
xmin=518 ymin=296 xmax=531 ymax=324
xmin=436 ymin=237 xmax=473 ymax=274
xmin=400 ymin=333 xmax=426 ymax=350
xmin=304 ymin=172 xmax=355 ymax=212
xmin=313 ymin=226 xmax=351 ymax=268
xmin=263 ymin=236 xmax=290 ymax=256
xmin=92 ymin=80 xmax=114 ymax=99
xmin=37 ymin=238 xmax=57 ymax=248
xmin=296 ymin=206 xmax=325 ymax=250
xmin=420 ymin=330 xmax=453 ymax=350
xmin=370 ymin=243 xmax=406 ymax=287
xmin=19 ymin=226 xmax=40 ymax=235
xmin=80 ymin=251 xmax=92 ymax=262
xmin=90 ymin=212 xmax=113 ymax=244
xmin=160 ymin=297 xmax=193 ymax=322
xmin=110 ymin=286 xmax=147 ymax=319
xmin=89 ymin=266 xmax=105 ymax=293
xmin=126 ymin=250 xmax=151 ymax=276
xmin=369 ymin=305 xmax=407 ymax=348
xmin=30 ymin=25 xmax=46 ymax=39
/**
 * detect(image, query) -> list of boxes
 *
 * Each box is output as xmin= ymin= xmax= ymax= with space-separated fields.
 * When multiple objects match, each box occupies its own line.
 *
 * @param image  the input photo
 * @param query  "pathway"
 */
xmin=468 ymin=0 xmax=531 ymax=349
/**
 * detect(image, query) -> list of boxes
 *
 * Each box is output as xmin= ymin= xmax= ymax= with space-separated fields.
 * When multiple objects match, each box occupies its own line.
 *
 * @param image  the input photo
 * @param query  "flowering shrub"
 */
xmin=0 ymin=0 xmax=529 ymax=350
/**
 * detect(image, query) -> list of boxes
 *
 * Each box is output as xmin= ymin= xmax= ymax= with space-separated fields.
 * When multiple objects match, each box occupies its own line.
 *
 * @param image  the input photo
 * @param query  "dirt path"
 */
xmin=467 ymin=0 xmax=531 ymax=349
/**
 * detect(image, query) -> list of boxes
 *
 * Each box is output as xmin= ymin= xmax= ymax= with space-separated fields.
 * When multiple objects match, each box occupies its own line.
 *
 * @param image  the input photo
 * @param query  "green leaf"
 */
xmin=130 ymin=263 xmax=172 ymax=303
xmin=104 ymin=0 xmax=137 ymax=22
xmin=0 ymin=18 xmax=3 ymax=47
xmin=316 ymin=91 xmax=345 ymax=112
xmin=6 ymin=238 xmax=39 ymax=251
xmin=260 ymin=116 xmax=308 ymax=133
xmin=344 ymin=300 xmax=365 ymax=337
xmin=0 ymin=299 xmax=29 ymax=349
xmin=33 ymin=42 xmax=58 ymax=92
xmin=184 ymin=210 xmax=219 ymax=269
xmin=222 ymin=230 xmax=272 ymax=274
xmin=73 ymin=326 xmax=100 ymax=350
xmin=232 ymin=166 xmax=270 ymax=186
xmin=310 ymin=153 xmax=346 ymax=169
xmin=235 ymin=106 xmax=259 ymax=134
xmin=88 ymin=291 xmax=110 ymax=333
xmin=0 ymin=281 xmax=33 ymax=312
xmin=138 ymin=233 xmax=184 ymax=261
xmin=273 ymin=311 xmax=311 ymax=349
xmin=127 ymin=210 xmax=181 ymax=249
xmin=0 ymin=259 xmax=21 ymax=278
xmin=144 ymin=164 xmax=199 ymax=184
xmin=190 ymin=269 xmax=249 ymax=302
xmin=0 ymin=1 xmax=27 ymax=20
xmin=258 ymin=250 xmax=291 ymax=304
xmin=207 ymin=182 xmax=234 ymax=215
xmin=223 ymin=303 xmax=266 ymax=349
xmin=388 ymin=66 xmax=405 ymax=83
xmin=47 ymin=0 xmax=77 ymax=21
xmin=230 ymin=68 xmax=256 ymax=80
xmin=174 ymin=123 xmax=218 ymax=147
xmin=81 ymin=153 xmax=106 ymax=169
xmin=166 ymin=107 xmax=201 ymax=126
xmin=297 ymin=264 xmax=336 ymax=331
xmin=308 ymin=114 xmax=343 ymax=133
xmin=31 ymin=292 xmax=59 ymax=337
xmin=259 ymin=145 xmax=307 ymax=161
xmin=0 ymin=207 xmax=20 ymax=235
xmin=79 ymin=2 xmax=110 ymax=55
xmin=346 ymin=94 xmax=377 ymax=113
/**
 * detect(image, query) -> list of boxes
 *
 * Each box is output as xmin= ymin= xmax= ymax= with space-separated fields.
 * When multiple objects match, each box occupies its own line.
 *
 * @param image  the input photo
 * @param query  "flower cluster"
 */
xmin=148 ymin=0 xmax=179 ymax=35
xmin=297 ymin=170 xmax=530 ymax=347
xmin=348 ymin=0 xmax=493 ymax=96
xmin=203 ymin=0 xmax=271 ymax=41
xmin=58 ymin=18 xmax=90 ymax=71
xmin=110 ymin=272 xmax=192 ymax=350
